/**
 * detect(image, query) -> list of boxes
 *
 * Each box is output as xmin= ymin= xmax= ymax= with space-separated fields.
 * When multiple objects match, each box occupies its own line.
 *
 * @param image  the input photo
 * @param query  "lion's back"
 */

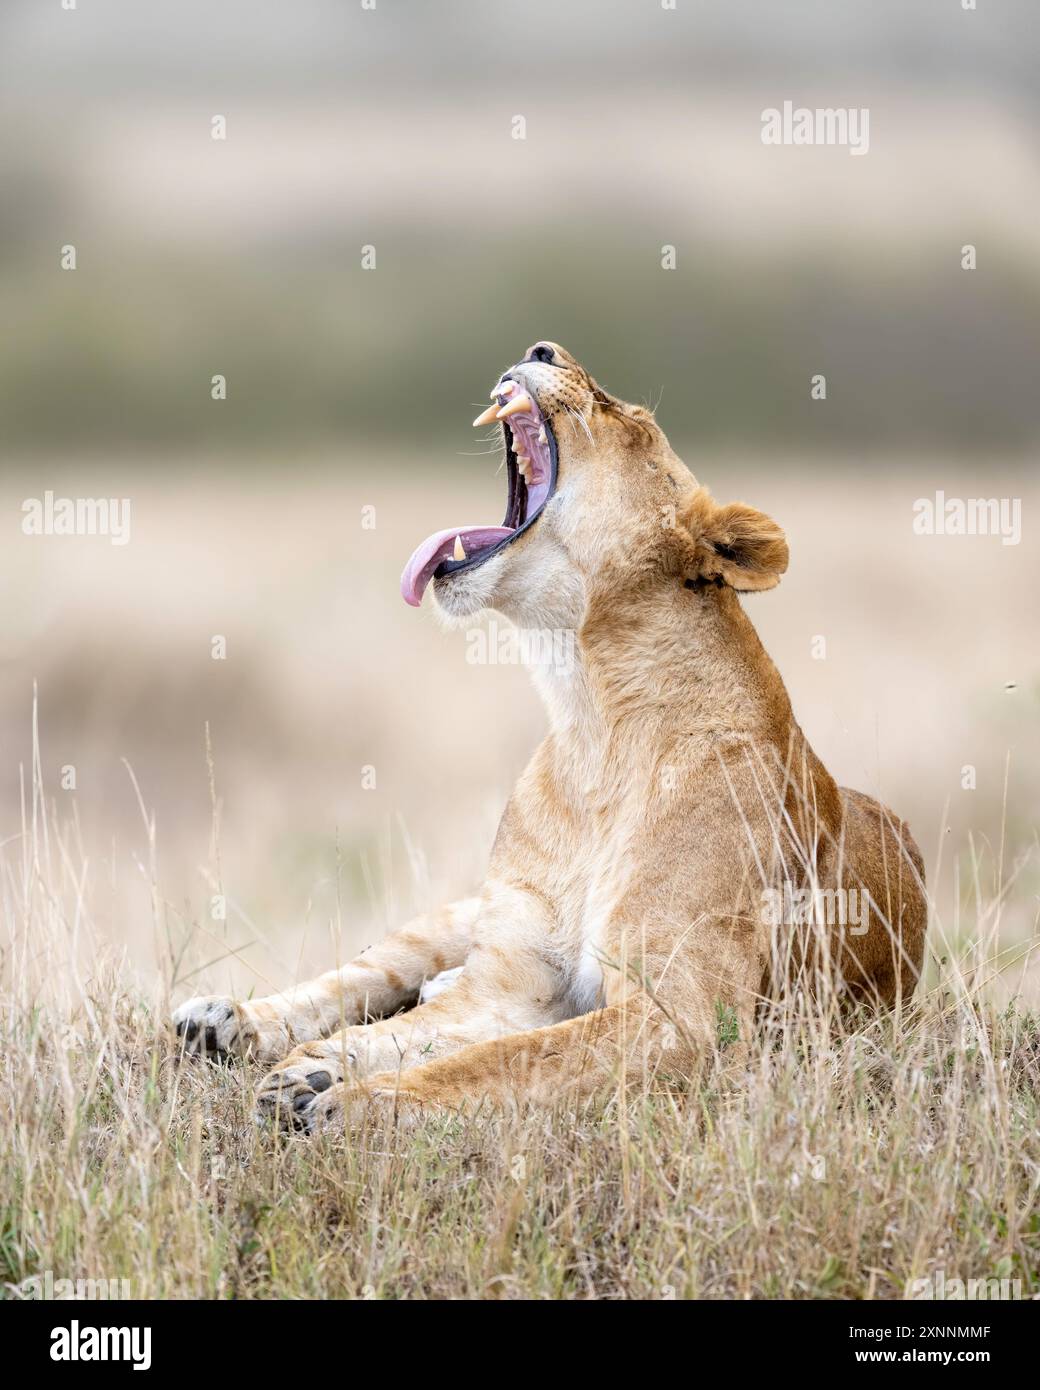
xmin=832 ymin=786 xmax=927 ymax=1005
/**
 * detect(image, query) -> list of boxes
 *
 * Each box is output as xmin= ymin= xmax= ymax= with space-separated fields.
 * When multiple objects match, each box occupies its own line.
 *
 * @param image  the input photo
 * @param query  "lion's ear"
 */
xmin=682 ymin=497 xmax=788 ymax=592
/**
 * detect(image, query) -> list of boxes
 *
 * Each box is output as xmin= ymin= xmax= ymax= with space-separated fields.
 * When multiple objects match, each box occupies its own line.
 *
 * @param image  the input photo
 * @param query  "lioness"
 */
xmin=174 ymin=341 xmax=927 ymax=1128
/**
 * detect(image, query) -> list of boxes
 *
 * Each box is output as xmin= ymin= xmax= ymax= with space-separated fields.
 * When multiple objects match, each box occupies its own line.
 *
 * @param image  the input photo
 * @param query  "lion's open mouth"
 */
xmin=400 ymin=379 xmax=558 ymax=606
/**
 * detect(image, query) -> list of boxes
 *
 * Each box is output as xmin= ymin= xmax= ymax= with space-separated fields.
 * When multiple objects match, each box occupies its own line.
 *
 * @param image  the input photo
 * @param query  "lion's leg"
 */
xmin=257 ymin=883 xmax=567 ymax=1121
xmin=305 ymin=994 xmax=704 ymax=1126
xmin=172 ymin=896 xmax=481 ymax=1063
xmin=255 ymin=982 xmax=546 ymax=1122
xmin=302 ymin=913 xmax=765 ymax=1125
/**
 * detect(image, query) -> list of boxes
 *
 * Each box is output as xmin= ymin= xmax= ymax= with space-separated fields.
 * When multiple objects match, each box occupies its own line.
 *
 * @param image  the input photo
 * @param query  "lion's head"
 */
xmin=401 ymin=341 xmax=787 ymax=628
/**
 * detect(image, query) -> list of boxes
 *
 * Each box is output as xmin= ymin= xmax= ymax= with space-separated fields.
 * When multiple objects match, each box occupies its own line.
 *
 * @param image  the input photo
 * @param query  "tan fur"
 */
xmin=173 ymin=342 xmax=927 ymax=1129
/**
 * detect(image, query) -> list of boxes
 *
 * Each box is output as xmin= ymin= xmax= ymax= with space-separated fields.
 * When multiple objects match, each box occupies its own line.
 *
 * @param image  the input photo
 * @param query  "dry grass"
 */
xmin=2 ymin=716 xmax=1039 ymax=1301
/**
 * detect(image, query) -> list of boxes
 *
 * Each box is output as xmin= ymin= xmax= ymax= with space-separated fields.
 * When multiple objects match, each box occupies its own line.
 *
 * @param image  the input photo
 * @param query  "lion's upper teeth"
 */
xmin=472 ymin=404 xmax=500 ymax=427
xmin=490 ymin=380 xmax=516 ymax=399
xmin=496 ymin=393 xmax=531 ymax=420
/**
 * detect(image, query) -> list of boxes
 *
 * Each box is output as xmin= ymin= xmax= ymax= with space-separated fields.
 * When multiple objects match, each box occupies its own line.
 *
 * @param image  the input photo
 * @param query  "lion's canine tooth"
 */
xmin=496 ymin=393 xmax=531 ymax=420
xmin=472 ymin=404 xmax=500 ymax=427
xmin=490 ymin=381 xmax=516 ymax=399
xmin=453 ymin=535 xmax=466 ymax=561
xmin=538 ymin=426 xmax=547 ymax=444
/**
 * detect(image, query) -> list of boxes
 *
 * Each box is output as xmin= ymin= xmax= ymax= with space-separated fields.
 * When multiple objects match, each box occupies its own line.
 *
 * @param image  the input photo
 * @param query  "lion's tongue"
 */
xmin=400 ymin=525 xmax=513 ymax=607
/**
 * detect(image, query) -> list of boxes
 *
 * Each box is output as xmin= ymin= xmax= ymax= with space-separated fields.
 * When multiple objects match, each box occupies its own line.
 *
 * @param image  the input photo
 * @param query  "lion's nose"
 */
xmin=525 ymin=343 xmax=557 ymax=365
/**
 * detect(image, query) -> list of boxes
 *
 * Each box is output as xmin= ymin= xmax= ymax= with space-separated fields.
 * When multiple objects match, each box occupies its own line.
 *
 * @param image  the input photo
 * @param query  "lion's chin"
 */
xmin=431 ymin=550 xmax=507 ymax=623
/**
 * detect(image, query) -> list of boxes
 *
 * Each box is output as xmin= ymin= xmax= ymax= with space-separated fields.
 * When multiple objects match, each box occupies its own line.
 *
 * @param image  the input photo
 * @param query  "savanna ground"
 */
xmin=2 ymin=459 xmax=1038 ymax=1300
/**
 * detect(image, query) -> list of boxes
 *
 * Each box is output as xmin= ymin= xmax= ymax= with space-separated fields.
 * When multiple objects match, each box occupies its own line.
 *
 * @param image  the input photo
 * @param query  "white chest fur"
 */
xmin=569 ymin=839 xmax=634 ymax=1013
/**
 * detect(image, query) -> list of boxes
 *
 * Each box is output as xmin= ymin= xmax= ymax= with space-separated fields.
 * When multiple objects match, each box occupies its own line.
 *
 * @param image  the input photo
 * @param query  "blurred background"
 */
xmin=0 ymin=1 xmax=1037 ymax=1001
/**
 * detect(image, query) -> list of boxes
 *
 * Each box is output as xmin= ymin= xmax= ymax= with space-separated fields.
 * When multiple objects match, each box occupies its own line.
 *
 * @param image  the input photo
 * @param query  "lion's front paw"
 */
xmin=254 ymin=1045 xmax=354 ymax=1128
xmin=172 ymin=996 xmax=240 ymax=1060
xmin=172 ymin=995 xmax=288 ymax=1064
xmin=298 ymin=1078 xmax=427 ymax=1135
xmin=299 ymin=1081 xmax=372 ymax=1134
